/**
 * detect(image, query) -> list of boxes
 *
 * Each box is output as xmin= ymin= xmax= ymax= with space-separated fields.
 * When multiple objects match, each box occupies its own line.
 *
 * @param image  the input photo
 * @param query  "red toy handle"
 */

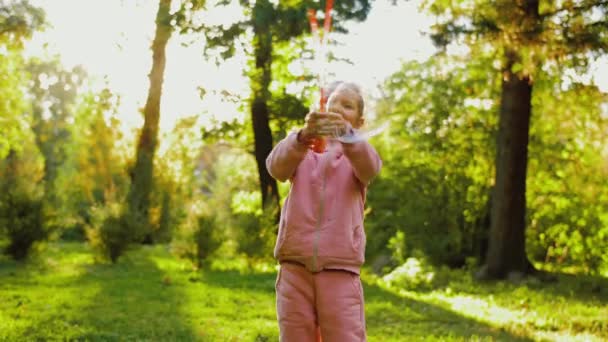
xmin=310 ymin=89 xmax=328 ymax=152
xmin=307 ymin=0 xmax=334 ymax=153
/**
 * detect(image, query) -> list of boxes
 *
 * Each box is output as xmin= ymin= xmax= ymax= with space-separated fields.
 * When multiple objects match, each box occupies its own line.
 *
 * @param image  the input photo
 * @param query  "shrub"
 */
xmin=232 ymin=190 xmax=276 ymax=261
xmin=171 ymin=200 xmax=221 ymax=268
xmin=0 ymin=149 xmax=47 ymax=260
xmin=382 ymin=256 xmax=436 ymax=291
xmin=0 ymin=189 xmax=45 ymax=260
xmin=193 ymin=214 xmax=221 ymax=266
xmin=85 ymin=202 xmax=131 ymax=263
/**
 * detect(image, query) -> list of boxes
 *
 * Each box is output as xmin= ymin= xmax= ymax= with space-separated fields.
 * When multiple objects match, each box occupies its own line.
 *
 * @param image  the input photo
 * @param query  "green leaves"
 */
xmin=0 ymin=23 xmax=37 ymax=159
xmin=0 ymin=0 xmax=45 ymax=47
xmin=367 ymin=53 xmax=499 ymax=265
xmin=525 ymin=71 xmax=608 ymax=274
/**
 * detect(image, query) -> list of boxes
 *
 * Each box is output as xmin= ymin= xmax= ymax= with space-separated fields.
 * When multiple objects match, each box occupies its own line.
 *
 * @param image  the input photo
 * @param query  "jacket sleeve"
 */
xmin=341 ymin=141 xmax=382 ymax=185
xmin=266 ymin=131 xmax=309 ymax=182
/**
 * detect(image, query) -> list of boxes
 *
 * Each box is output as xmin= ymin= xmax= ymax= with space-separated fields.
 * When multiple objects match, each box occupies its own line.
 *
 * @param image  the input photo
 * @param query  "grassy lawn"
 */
xmin=0 ymin=243 xmax=606 ymax=341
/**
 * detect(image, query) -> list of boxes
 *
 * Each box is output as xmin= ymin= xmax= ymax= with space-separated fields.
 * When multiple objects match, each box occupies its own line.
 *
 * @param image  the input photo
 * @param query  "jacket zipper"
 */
xmin=312 ymin=150 xmax=330 ymax=272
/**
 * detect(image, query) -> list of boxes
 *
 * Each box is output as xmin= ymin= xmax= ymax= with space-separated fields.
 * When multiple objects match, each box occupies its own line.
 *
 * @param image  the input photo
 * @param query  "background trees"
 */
xmin=0 ymin=0 xmax=44 ymax=158
xmin=0 ymin=0 xmax=46 ymax=259
xmin=424 ymin=0 xmax=608 ymax=279
xmin=0 ymin=0 xmax=606 ymax=280
xmin=174 ymin=0 xmax=372 ymax=212
xmin=125 ymin=0 xmax=173 ymax=249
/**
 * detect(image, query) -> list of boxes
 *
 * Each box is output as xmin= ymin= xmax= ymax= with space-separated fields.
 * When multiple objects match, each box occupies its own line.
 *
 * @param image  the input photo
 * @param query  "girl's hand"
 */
xmin=302 ymin=111 xmax=349 ymax=139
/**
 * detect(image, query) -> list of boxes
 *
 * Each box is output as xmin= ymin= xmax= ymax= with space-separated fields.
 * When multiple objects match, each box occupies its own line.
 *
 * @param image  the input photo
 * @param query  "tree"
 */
xmin=126 ymin=0 xmax=173 ymax=243
xmin=374 ymin=54 xmax=500 ymax=265
xmin=55 ymin=88 xmax=126 ymax=241
xmin=0 ymin=0 xmax=47 ymax=260
xmin=0 ymin=0 xmax=44 ymax=46
xmin=425 ymin=0 xmax=608 ymax=279
xmin=175 ymin=0 xmax=371 ymax=211
xmin=0 ymin=0 xmax=44 ymax=159
xmin=27 ymin=59 xmax=87 ymax=207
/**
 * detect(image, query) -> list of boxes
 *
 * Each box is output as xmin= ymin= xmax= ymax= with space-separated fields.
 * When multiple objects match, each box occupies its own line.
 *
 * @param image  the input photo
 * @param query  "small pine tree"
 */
xmin=0 ymin=150 xmax=47 ymax=260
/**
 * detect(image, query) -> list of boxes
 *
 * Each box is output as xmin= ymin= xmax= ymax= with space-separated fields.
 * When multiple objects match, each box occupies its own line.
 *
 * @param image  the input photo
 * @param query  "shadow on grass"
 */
xmin=363 ymin=282 xmax=533 ymax=341
xmin=0 ymin=243 xmax=197 ymax=341
xmin=201 ymin=268 xmax=533 ymax=341
xmin=439 ymin=269 xmax=608 ymax=306
xmin=74 ymin=246 xmax=198 ymax=341
xmin=529 ymin=271 xmax=608 ymax=305
xmin=198 ymin=268 xmax=277 ymax=294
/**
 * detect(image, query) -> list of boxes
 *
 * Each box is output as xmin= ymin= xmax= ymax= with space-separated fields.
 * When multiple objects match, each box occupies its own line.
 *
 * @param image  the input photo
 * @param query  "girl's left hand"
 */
xmin=317 ymin=112 xmax=350 ymax=138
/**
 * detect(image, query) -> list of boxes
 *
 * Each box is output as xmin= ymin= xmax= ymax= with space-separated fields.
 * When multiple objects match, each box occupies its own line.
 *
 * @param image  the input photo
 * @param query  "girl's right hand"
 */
xmin=303 ymin=111 xmax=348 ymax=138
xmin=302 ymin=111 xmax=323 ymax=140
xmin=299 ymin=111 xmax=327 ymax=151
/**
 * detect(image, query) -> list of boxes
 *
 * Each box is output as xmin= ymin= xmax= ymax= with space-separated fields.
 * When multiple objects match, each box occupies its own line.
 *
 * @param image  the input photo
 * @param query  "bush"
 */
xmin=0 ymin=190 xmax=46 ymax=260
xmin=85 ymin=202 xmax=131 ymax=263
xmin=0 ymin=149 xmax=47 ymax=260
xmin=194 ymin=214 xmax=221 ymax=266
xmin=171 ymin=200 xmax=221 ymax=268
xmin=232 ymin=191 xmax=276 ymax=261
xmin=382 ymin=257 xmax=436 ymax=291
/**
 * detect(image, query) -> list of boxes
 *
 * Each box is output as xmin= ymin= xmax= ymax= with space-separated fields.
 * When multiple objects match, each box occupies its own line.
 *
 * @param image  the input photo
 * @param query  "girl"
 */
xmin=266 ymin=81 xmax=382 ymax=341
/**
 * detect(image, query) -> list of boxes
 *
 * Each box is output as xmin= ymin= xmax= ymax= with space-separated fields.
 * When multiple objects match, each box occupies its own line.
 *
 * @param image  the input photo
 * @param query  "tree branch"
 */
xmin=540 ymin=0 xmax=608 ymax=20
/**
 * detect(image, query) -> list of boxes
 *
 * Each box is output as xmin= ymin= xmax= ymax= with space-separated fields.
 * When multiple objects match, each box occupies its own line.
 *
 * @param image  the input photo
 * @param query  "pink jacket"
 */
xmin=266 ymin=131 xmax=382 ymax=274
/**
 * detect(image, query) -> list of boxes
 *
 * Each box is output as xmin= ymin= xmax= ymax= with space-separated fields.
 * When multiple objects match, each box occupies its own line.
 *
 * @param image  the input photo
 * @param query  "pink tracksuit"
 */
xmin=266 ymin=131 xmax=382 ymax=341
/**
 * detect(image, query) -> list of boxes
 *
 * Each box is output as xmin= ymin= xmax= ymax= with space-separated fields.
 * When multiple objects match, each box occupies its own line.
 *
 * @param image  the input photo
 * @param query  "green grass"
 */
xmin=0 ymin=243 xmax=606 ymax=341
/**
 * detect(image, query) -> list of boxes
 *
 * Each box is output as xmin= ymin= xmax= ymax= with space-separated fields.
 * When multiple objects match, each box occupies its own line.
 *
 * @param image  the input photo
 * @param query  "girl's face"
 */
xmin=327 ymin=85 xmax=365 ymax=129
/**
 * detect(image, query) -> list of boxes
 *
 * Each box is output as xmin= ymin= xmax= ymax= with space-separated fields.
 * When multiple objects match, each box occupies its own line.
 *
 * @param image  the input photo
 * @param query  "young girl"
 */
xmin=266 ymin=81 xmax=382 ymax=341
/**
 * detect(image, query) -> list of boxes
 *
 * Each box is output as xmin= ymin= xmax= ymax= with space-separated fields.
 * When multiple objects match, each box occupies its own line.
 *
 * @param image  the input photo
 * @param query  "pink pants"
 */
xmin=276 ymin=262 xmax=366 ymax=342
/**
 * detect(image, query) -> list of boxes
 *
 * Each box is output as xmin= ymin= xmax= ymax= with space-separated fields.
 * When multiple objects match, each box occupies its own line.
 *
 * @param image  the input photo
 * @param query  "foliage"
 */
xmin=0 ymin=146 xmax=46 ymax=260
xmin=51 ymin=88 xmax=129 ymax=243
xmin=27 ymin=58 xmax=86 ymax=179
xmin=175 ymin=0 xmax=373 ymax=210
xmin=171 ymin=200 xmax=222 ymax=268
xmin=45 ymin=86 xmax=133 ymax=261
xmin=124 ymin=0 xmax=173 ymax=250
xmin=160 ymin=117 xmax=223 ymax=265
xmin=0 ymin=0 xmax=44 ymax=160
xmin=0 ymin=47 xmax=29 ymax=159
xmin=525 ymin=74 xmax=608 ymax=274
xmin=198 ymin=37 xmax=313 ymax=153
xmin=370 ymin=48 xmax=608 ymax=273
xmin=85 ymin=202 xmax=131 ymax=263
xmin=0 ymin=2 xmax=49 ymax=261
xmin=231 ymin=190 xmax=277 ymax=260
xmin=27 ymin=58 xmax=92 ymax=236
xmin=0 ymin=0 xmax=45 ymax=48
xmin=174 ymin=0 xmax=372 ymax=61
xmin=423 ymin=0 xmax=608 ymax=65
xmin=367 ymin=52 xmax=499 ymax=267
xmin=205 ymin=146 xmax=275 ymax=259
xmin=193 ymin=214 xmax=221 ymax=264
xmin=382 ymin=256 xmax=437 ymax=291
xmin=0 ymin=190 xmax=45 ymax=260
xmin=268 ymin=36 xmax=316 ymax=138
xmin=146 ymin=148 xmax=180 ymax=244
xmin=418 ymin=0 xmax=608 ymax=277
xmin=168 ymin=126 xmax=273 ymax=264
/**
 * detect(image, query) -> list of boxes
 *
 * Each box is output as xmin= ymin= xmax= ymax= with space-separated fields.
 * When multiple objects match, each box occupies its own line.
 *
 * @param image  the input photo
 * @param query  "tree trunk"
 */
xmin=126 ymin=0 xmax=172 ymax=241
xmin=251 ymin=0 xmax=279 ymax=212
xmin=477 ymin=0 xmax=540 ymax=281
xmin=479 ymin=50 xmax=534 ymax=280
